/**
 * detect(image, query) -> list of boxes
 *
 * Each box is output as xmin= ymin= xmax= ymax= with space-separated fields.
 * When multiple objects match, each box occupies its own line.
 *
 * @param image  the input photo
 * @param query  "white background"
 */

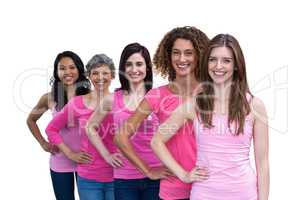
xmin=0 ymin=0 xmax=298 ymax=199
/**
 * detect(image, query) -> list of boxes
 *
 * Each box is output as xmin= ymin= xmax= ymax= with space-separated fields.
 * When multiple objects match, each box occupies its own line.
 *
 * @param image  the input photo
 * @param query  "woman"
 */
xmin=45 ymin=54 xmax=119 ymax=200
xmin=115 ymin=27 xmax=210 ymax=200
xmin=87 ymin=43 xmax=165 ymax=200
xmin=27 ymin=51 xmax=90 ymax=200
xmin=151 ymin=34 xmax=270 ymax=200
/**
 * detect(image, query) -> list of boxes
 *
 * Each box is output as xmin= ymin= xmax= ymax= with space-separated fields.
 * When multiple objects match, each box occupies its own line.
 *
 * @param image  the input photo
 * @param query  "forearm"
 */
xmin=115 ymin=132 xmax=150 ymax=175
xmin=87 ymin=129 xmax=111 ymax=159
xmin=257 ymin=161 xmax=270 ymax=200
xmin=56 ymin=143 xmax=73 ymax=158
xmin=151 ymin=135 xmax=187 ymax=181
xmin=27 ymin=119 xmax=47 ymax=145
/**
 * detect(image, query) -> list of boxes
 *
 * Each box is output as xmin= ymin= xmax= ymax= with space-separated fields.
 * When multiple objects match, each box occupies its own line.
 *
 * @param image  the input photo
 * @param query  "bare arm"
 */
xmin=26 ymin=93 xmax=58 ymax=153
xmin=86 ymin=95 xmax=123 ymax=168
xmin=252 ymin=97 xmax=270 ymax=200
xmin=151 ymin=99 xmax=208 ymax=183
xmin=114 ymin=99 xmax=170 ymax=180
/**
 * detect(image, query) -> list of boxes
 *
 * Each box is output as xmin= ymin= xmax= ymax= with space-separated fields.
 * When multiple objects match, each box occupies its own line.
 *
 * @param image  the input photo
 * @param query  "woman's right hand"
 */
xmin=146 ymin=166 xmax=172 ymax=180
xmin=182 ymin=166 xmax=209 ymax=183
xmin=104 ymin=153 xmax=123 ymax=168
xmin=67 ymin=151 xmax=93 ymax=164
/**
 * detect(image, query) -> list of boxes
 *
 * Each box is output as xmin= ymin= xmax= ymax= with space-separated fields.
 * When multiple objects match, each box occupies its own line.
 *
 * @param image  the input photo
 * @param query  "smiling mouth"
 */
xmin=177 ymin=64 xmax=189 ymax=69
xmin=213 ymin=71 xmax=227 ymax=76
xmin=64 ymin=76 xmax=74 ymax=81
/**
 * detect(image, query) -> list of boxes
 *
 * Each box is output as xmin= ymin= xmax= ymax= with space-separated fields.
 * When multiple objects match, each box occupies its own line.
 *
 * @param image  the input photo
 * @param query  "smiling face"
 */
xmin=208 ymin=46 xmax=235 ymax=86
xmin=124 ymin=52 xmax=147 ymax=85
xmin=57 ymin=57 xmax=79 ymax=86
xmin=171 ymin=38 xmax=197 ymax=78
xmin=89 ymin=65 xmax=113 ymax=92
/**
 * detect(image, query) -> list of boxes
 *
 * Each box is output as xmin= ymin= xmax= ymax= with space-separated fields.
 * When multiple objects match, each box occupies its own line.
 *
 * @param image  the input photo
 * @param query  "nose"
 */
xmin=131 ymin=65 xmax=139 ymax=73
xmin=179 ymin=53 xmax=186 ymax=62
xmin=216 ymin=60 xmax=223 ymax=69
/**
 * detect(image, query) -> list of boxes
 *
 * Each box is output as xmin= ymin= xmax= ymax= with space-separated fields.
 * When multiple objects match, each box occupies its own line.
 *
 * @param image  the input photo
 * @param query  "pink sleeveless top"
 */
xmin=144 ymin=85 xmax=196 ymax=200
xmin=191 ymin=95 xmax=257 ymax=200
xmin=112 ymin=90 xmax=161 ymax=179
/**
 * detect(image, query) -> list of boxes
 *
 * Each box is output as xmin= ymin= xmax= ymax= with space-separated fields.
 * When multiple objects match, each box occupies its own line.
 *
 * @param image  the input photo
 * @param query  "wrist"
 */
xmin=39 ymin=140 xmax=47 ymax=146
xmin=179 ymin=171 xmax=188 ymax=182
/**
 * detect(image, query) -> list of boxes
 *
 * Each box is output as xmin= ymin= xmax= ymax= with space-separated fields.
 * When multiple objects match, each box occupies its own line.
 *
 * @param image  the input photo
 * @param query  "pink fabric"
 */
xmin=46 ymin=96 xmax=115 ymax=182
xmin=191 ymin=95 xmax=257 ymax=200
xmin=112 ymin=90 xmax=161 ymax=179
xmin=49 ymin=108 xmax=80 ymax=172
xmin=144 ymin=85 xmax=196 ymax=200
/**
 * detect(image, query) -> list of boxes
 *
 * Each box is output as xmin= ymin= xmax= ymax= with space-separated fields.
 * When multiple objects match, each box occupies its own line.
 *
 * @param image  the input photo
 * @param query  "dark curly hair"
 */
xmin=153 ymin=26 xmax=209 ymax=81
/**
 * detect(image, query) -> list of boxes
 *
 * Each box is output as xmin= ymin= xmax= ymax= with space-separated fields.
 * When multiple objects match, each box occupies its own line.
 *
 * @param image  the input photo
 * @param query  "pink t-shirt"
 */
xmin=144 ymin=85 xmax=196 ymax=200
xmin=46 ymin=96 xmax=115 ymax=182
xmin=113 ymin=90 xmax=161 ymax=179
xmin=49 ymin=108 xmax=80 ymax=172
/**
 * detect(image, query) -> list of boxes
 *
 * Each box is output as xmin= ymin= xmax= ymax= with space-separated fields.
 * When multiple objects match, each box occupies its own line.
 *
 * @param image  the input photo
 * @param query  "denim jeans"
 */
xmin=77 ymin=175 xmax=114 ymax=200
xmin=114 ymin=178 xmax=160 ymax=200
xmin=50 ymin=169 xmax=77 ymax=200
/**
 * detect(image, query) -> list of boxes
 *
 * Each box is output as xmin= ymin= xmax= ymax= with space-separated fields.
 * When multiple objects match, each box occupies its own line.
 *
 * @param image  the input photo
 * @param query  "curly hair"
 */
xmin=153 ymin=26 xmax=209 ymax=81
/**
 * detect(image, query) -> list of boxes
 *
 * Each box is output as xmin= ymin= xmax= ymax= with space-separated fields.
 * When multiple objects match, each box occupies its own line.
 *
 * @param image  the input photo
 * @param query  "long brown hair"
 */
xmin=196 ymin=34 xmax=252 ymax=135
xmin=153 ymin=26 xmax=209 ymax=81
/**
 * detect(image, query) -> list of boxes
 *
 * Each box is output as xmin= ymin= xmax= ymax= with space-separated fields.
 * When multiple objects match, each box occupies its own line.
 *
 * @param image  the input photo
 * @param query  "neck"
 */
xmin=213 ymin=82 xmax=232 ymax=103
xmin=171 ymin=75 xmax=199 ymax=96
xmin=129 ymin=81 xmax=146 ymax=96
xmin=92 ymin=88 xmax=109 ymax=100
xmin=65 ymin=85 xmax=76 ymax=100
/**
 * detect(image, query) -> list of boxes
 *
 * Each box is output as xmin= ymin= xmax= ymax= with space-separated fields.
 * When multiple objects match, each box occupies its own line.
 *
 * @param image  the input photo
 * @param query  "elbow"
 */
xmin=26 ymin=116 xmax=34 ymax=127
xmin=85 ymin=123 xmax=92 ymax=137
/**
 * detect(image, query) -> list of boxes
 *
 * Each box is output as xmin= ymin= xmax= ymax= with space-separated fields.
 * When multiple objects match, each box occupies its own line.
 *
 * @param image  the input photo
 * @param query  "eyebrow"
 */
xmin=209 ymin=56 xmax=233 ymax=59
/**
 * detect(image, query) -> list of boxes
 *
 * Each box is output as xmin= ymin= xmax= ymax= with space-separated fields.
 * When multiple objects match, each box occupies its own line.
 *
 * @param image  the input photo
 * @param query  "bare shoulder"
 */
xmin=39 ymin=92 xmax=54 ymax=109
xmin=180 ymin=97 xmax=197 ymax=120
xmin=250 ymin=96 xmax=267 ymax=120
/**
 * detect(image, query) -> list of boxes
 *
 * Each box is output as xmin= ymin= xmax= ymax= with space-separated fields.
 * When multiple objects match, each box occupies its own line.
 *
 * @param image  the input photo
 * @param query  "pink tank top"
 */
xmin=191 ymin=95 xmax=257 ymax=200
xmin=144 ymin=85 xmax=196 ymax=200
xmin=112 ymin=90 xmax=161 ymax=179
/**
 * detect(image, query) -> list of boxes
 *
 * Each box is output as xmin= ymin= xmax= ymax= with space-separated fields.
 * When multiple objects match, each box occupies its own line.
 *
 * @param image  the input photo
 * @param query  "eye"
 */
xmin=172 ymin=50 xmax=180 ymax=56
xmin=58 ymin=66 xmax=65 ymax=70
xmin=223 ymin=58 xmax=232 ymax=64
xmin=125 ymin=62 xmax=132 ymax=67
xmin=208 ymin=57 xmax=216 ymax=62
xmin=69 ymin=65 xmax=76 ymax=70
xmin=92 ymin=71 xmax=99 ymax=75
xmin=136 ymin=62 xmax=144 ymax=67
xmin=184 ymin=51 xmax=194 ymax=56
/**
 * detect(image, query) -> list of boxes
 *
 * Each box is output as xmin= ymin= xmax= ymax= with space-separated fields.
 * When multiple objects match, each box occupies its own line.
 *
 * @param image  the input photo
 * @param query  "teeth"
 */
xmin=213 ymin=71 xmax=226 ymax=76
xmin=64 ymin=76 xmax=73 ymax=81
xmin=178 ymin=64 xmax=187 ymax=68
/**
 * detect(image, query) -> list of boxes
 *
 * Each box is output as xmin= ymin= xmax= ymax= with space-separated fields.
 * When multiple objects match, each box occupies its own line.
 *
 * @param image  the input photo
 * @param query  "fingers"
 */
xmin=76 ymin=152 xmax=93 ymax=164
xmin=190 ymin=167 xmax=209 ymax=182
xmin=111 ymin=155 xmax=123 ymax=168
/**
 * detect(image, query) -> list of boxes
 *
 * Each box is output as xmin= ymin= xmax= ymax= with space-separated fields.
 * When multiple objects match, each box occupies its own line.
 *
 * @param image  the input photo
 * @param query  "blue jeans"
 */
xmin=114 ymin=178 xmax=160 ymax=200
xmin=77 ymin=175 xmax=114 ymax=200
xmin=50 ymin=169 xmax=77 ymax=200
